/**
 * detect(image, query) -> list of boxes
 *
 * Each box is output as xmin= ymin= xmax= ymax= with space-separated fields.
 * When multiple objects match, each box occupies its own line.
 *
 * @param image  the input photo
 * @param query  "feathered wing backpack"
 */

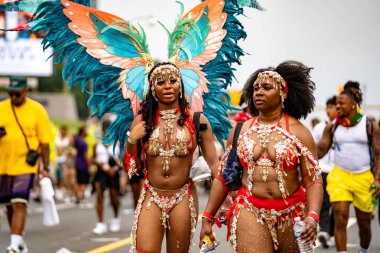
xmin=223 ymin=122 xmax=244 ymax=191
xmin=0 ymin=0 xmax=262 ymax=158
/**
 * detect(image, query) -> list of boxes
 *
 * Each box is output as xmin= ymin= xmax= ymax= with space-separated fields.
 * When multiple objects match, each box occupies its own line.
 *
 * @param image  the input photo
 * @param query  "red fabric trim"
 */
xmin=123 ymin=152 xmax=140 ymax=172
xmin=226 ymin=185 xmax=307 ymax=240
xmin=214 ymin=177 xmax=228 ymax=193
xmin=285 ymin=114 xmax=290 ymax=131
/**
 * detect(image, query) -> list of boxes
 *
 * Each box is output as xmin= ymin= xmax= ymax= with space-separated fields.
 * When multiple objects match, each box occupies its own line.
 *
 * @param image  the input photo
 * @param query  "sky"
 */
xmin=98 ymin=0 xmax=380 ymax=120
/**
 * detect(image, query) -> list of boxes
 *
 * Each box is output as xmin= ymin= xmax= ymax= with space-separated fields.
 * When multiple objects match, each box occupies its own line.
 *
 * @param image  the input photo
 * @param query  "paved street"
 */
xmin=1 ymin=186 xmax=379 ymax=253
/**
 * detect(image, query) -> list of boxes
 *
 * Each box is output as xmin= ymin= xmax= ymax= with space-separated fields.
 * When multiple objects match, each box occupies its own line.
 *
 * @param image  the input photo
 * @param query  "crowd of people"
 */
xmin=0 ymin=0 xmax=379 ymax=253
xmin=1 ymin=64 xmax=380 ymax=253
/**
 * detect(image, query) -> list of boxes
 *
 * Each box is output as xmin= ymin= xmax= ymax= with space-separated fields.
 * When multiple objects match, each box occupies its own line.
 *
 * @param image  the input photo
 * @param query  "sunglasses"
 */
xmin=8 ymin=91 xmax=23 ymax=98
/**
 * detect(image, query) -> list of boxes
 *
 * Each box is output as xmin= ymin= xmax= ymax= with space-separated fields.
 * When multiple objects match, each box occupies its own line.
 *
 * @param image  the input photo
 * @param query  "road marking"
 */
xmin=85 ymin=237 xmax=133 ymax=253
xmin=91 ymin=238 xmax=121 ymax=243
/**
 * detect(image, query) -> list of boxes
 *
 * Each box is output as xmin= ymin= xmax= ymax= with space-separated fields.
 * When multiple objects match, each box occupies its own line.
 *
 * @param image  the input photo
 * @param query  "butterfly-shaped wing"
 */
xmin=62 ymin=0 xmax=152 ymax=115
xmin=168 ymin=0 xmax=227 ymax=111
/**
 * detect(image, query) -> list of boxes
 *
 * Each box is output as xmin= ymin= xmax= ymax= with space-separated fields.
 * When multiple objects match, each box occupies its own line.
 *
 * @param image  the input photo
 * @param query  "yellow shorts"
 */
xmin=326 ymin=165 xmax=374 ymax=213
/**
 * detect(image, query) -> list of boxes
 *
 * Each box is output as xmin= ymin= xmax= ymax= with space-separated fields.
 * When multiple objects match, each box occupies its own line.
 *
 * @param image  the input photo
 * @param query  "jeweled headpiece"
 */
xmin=149 ymin=64 xmax=181 ymax=87
xmin=254 ymin=70 xmax=288 ymax=93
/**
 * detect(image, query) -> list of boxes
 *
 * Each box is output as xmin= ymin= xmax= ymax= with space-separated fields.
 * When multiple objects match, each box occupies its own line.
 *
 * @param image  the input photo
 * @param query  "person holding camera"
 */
xmin=200 ymin=61 xmax=323 ymax=252
xmin=0 ymin=77 xmax=52 ymax=253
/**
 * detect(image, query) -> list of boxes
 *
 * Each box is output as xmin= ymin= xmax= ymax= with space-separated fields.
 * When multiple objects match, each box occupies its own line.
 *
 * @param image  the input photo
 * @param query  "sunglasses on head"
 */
xmin=8 ymin=91 xmax=23 ymax=98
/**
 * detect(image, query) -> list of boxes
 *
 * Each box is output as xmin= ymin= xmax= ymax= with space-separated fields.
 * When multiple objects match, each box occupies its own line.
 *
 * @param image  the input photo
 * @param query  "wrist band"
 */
xmin=202 ymin=212 xmax=222 ymax=228
xmin=306 ymin=216 xmax=318 ymax=225
xmin=307 ymin=212 xmax=320 ymax=223
xmin=127 ymin=137 xmax=137 ymax=145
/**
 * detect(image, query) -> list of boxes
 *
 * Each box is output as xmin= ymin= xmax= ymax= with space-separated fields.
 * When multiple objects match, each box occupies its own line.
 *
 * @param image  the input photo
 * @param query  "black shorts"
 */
xmin=76 ymin=170 xmax=90 ymax=185
xmin=94 ymin=167 xmax=120 ymax=191
xmin=129 ymin=170 xmax=144 ymax=184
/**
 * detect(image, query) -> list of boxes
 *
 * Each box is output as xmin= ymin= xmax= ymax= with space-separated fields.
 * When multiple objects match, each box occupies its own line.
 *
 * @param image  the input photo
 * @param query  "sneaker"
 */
xmin=20 ymin=241 xmax=28 ymax=253
xmin=6 ymin=246 xmax=20 ymax=253
xmin=6 ymin=242 xmax=28 ymax=253
xmin=109 ymin=217 xmax=121 ymax=232
xmin=92 ymin=222 xmax=108 ymax=235
xmin=327 ymin=236 xmax=335 ymax=247
xmin=317 ymin=231 xmax=330 ymax=248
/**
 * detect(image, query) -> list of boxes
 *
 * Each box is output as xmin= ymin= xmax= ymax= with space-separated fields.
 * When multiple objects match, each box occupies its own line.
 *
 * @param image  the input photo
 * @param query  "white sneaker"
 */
xmin=317 ymin=231 xmax=330 ymax=248
xmin=109 ymin=217 xmax=120 ymax=232
xmin=327 ymin=236 xmax=335 ymax=247
xmin=92 ymin=222 xmax=108 ymax=235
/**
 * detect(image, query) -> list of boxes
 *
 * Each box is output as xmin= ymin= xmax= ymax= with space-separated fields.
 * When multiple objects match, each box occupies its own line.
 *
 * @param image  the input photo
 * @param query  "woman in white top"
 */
xmin=92 ymin=119 xmax=122 ymax=235
xmin=318 ymin=81 xmax=380 ymax=253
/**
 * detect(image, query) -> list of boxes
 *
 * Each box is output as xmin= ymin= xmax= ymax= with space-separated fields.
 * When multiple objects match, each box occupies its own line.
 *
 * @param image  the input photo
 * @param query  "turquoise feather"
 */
xmin=125 ymin=66 xmax=147 ymax=101
xmin=90 ymin=14 xmax=142 ymax=57
xmin=27 ymin=0 xmax=135 ymax=158
xmin=180 ymin=69 xmax=200 ymax=99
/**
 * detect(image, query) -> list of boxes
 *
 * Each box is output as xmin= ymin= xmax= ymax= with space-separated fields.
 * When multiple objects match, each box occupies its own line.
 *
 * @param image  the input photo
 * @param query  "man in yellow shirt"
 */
xmin=0 ymin=77 xmax=52 ymax=253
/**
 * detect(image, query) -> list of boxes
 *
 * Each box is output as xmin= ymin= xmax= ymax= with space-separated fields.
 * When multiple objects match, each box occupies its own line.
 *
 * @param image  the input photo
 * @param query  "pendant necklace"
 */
xmin=158 ymin=107 xmax=179 ymax=176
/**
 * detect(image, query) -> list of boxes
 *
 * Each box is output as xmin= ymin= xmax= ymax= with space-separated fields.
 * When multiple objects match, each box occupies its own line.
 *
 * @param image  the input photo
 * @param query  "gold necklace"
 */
xmin=160 ymin=109 xmax=177 ymax=142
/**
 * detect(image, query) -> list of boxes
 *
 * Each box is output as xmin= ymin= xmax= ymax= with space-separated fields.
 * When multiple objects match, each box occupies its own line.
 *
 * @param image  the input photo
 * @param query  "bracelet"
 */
xmin=127 ymin=137 xmax=137 ymax=145
xmin=307 ymin=211 xmax=320 ymax=223
xmin=305 ymin=216 xmax=318 ymax=225
xmin=202 ymin=212 xmax=222 ymax=228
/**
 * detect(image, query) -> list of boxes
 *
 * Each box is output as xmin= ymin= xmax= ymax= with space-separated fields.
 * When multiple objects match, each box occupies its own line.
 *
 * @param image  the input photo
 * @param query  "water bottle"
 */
xmin=293 ymin=217 xmax=314 ymax=253
xmin=371 ymin=184 xmax=379 ymax=205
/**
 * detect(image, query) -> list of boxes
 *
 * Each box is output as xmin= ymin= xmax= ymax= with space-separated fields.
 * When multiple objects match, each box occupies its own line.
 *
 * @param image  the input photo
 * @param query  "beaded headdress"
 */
xmin=254 ymin=70 xmax=288 ymax=93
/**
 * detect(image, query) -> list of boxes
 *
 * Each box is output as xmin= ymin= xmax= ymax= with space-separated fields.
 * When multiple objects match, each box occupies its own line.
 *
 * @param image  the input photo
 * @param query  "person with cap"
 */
xmin=0 ymin=77 xmax=52 ymax=253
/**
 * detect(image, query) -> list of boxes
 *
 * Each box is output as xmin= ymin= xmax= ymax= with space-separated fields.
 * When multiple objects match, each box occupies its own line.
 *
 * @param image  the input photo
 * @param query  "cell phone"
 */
xmin=0 ymin=126 xmax=6 ymax=137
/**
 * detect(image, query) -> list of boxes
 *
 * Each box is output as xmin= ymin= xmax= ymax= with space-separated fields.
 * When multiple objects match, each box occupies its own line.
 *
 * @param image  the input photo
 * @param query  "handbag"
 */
xmin=189 ymin=112 xmax=212 ymax=182
xmin=11 ymin=103 xmax=40 ymax=166
xmin=222 ymin=122 xmax=244 ymax=191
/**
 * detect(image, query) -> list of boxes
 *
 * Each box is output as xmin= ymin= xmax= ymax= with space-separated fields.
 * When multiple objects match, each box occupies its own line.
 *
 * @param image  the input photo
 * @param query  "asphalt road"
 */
xmin=1 ymin=186 xmax=379 ymax=253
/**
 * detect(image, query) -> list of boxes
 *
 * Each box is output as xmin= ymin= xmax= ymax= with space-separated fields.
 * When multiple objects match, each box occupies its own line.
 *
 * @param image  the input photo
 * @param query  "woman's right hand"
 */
xmin=129 ymin=121 xmax=147 ymax=141
xmin=199 ymin=219 xmax=215 ymax=248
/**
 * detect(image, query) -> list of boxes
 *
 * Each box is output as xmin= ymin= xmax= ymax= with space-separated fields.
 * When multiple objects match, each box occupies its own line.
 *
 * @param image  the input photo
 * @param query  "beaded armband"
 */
xmin=123 ymin=152 xmax=140 ymax=179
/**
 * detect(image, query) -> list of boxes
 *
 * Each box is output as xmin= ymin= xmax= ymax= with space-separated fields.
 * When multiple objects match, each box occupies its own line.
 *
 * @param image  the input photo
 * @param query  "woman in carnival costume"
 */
xmin=0 ymin=0 xmax=263 ymax=252
xmin=318 ymin=81 xmax=380 ymax=253
xmin=200 ymin=61 xmax=323 ymax=252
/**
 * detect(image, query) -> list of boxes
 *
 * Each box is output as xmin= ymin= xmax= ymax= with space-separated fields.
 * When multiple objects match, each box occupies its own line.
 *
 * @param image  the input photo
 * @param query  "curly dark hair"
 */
xmin=140 ymin=62 xmax=190 ymax=143
xmin=341 ymin=81 xmax=363 ymax=106
xmin=243 ymin=60 xmax=316 ymax=119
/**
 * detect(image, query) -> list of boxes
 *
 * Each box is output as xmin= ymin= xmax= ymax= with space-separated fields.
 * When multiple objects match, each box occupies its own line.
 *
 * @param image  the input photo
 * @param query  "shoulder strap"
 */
xmin=193 ymin=112 xmax=203 ymax=156
xmin=330 ymin=122 xmax=339 ymax=150
xmin=365 ymin=117 xmax=375 ymax=171
xmin=366 ymin=116 xmax=373 ymax=146
xmin=11 ymin=103 xmax=30 ymax=150
xmin=233 ymin=122 xmax=244 ymax=148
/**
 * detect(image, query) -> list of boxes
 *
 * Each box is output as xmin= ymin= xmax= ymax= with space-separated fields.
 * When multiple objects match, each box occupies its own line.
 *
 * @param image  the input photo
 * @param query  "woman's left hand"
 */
xmin=300 ymin=217 xmax=317 ymax=243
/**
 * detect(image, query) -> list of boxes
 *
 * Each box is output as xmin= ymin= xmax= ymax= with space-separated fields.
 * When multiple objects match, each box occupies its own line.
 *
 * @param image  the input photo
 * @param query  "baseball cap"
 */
xmin=6 ymin=77 xmax=27 ymax=91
